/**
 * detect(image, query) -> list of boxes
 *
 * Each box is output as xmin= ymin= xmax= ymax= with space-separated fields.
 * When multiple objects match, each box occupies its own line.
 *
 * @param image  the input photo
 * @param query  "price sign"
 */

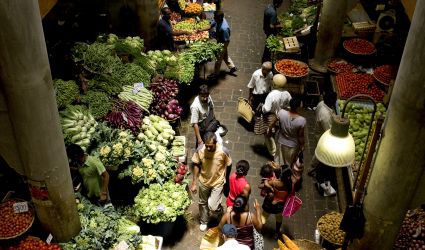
xmin=13 ymin=202 xmax=28 ymax=213
xmin=46 ymin=234 xmax=53 ymax=244
xmin=114 ymin=241 xmax=129 ymax=250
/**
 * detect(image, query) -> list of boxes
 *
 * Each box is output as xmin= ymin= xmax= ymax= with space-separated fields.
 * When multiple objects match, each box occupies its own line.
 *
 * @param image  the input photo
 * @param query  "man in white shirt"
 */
xmin=217 ymin=224 xmax=250 ymax=250
xmin=191 ymin=84 xmax=215 ymax=147
xmin=262 ymin=74 xmax=292 ymax=158
xmin=247 ymin=61 xmax=273 ymax=112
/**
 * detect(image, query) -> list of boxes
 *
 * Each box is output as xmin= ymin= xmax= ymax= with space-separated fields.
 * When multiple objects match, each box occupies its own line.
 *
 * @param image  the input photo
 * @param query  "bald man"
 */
xmin=247 ymin=61 xmax=273 ymax=112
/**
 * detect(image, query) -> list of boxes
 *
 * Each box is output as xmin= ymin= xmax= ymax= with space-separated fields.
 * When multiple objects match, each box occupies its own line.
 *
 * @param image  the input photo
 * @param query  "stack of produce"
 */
xmin=140 ymin=115 xmax=175 ymax=146
xmin=327 ymin=58 xmax=356 ymax=74
xmin=173 ymin=18 xmax=196 ymax=33
xmin=178 ymin=0 xmax=185 ymax=10
xmin=202 ymin=2 xmax=216 ymax=11
xmin=170 ymin=12 xmax=182 ymax=23
xmin=266 ymin=35 xmax=284 ymax=52
xmin=373 ymin=64 xmax=397 ymax=85
xmin=336 ymin=72 xmax=385 ymax=101
xmin=0 ymin=200 xmax=33 ymax=239
xmin=276 ymin=234 xmax=300 ymax=250
xmin=184 ymin=3 xmax=203 ymax=15
xmin=149 ymin=76 xmax=179 ymax=101
xmin=185 ymin=40 xmax=224 ymax=64
xmin=338 ymin=100 xmax=387 ymax=163
xmin=153 ymin=99 xmax=183 ymax=121
xmin=53 ymin=79 xmax=80 ymax=110
xmin=94 ymin=127 xmax=136 ymax=171
xmin=278 ymin=2 xmax=316 ymax=37
xmin=174 ymin=162 xmax=189 ymax=185
xmin=171 ymin=136 xmax=185 ymax=157
xmin=133 ymin=182 xmax=191 ymax=224
xmin=145 ymin=50 xmax=178 ymax=74
xmin=61 ymin=106 xmax=98 ymax=150
xmin=9 ymin=236 xmax=62 ymax=250
xmin=275 ymin=59 xmax=308 ymax=77
xmin=317 ymin=211 xmax=345 ymax=246
xmin=165 ymin=52 xmax=195 ymax=84
xmin=118 ymin=84 xmax=154 ymax=113
xmin=80 ymin=90 xmax=112 ymax=119
xmin=394 ymin=207 xmax=425 ymax=249
xmin=343 ymin=38 xmax=376 ymax=55
xmin=105 ymin=100 xmax=143 ymax=134
xmin=61 ymin=196 xmax=142 ymax=250
xmin=173 ymin=31 xmax=209 ymax=42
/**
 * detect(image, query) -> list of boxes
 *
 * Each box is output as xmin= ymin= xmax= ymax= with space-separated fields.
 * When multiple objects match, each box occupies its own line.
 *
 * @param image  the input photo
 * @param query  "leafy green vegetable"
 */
xmin=80 ymin=90 xmax=112 ymax=119
xmin=81 ymin=42 xmax=121 ymax=74
xmin=184 ymin=41 xmax=224 ymax=64
xmin=165 ymin=51 xmax=195 ymax=84
xmin=288 ymin=0 xmax=308 ymax=15
xmin=88 ymin=75 xmax=122 ymax=96
xmin=111 ymin=63 xmax=151 ymax=87
xmin=54 ymin=79 xmax=80 ymax=109
xmin=133 ymin=182 xmax=191 ymax=224
xmin=292 ymin=15 xmax=305 ymax=31
xmin=266 ymin=35 xmax=284 ymax=52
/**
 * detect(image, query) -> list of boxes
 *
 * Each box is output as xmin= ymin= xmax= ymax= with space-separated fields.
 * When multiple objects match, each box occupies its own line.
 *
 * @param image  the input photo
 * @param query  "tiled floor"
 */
xmin=162 ymin=0 xmax=339 ymax=249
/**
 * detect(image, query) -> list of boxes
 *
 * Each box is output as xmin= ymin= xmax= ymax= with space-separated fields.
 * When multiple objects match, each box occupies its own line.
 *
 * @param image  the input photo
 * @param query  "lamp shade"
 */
xmin=315 ymin=130 xmax=355 ymax=167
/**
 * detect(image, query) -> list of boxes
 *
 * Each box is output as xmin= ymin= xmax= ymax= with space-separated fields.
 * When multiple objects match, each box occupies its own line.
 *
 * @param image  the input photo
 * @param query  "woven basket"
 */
xmin=293 ymin=239 xmax=324 ymax=250
xmin=237 ymin=97 xmax=254 ymax=123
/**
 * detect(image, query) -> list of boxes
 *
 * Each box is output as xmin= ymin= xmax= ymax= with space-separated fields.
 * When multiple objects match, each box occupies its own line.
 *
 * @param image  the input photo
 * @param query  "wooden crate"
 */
xmin=353 ymin=21 xmax=376 ymax=32
xmin=283 ymin=36 xmax=300 ymax=52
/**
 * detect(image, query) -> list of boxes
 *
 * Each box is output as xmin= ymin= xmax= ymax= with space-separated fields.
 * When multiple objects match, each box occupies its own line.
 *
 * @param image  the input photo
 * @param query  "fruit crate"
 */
xmin=283 ymin=36 xmax=300 ymax=52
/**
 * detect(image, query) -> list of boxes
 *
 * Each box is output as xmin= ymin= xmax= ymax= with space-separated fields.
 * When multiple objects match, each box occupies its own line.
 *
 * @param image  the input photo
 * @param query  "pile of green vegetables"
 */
xmin=80 ymin=90 xmax=112 ymax=119
xmin=266 ymin=35 xmax=284 ymax=52
xmin=61 ymin=195 xmax=142 ymax=250
xmin=165 ymin=51 xmax=195 ymax=84
xmin=278 ymin=1 xmax=317 ymax=37
xmin=118 ymin=84 xmax=153 ymax=113
xmin=61 ymin=106 xmax=98 ymax=150
xmin=132 ymin=182 xmax=191 ymax=224
xmin=184 ymin=41 xmax=223 ymax=64
xmin=54 ymin=79 xmax=80 ymax=109
xmin=145 ymin=50 xmax=178 ymax=75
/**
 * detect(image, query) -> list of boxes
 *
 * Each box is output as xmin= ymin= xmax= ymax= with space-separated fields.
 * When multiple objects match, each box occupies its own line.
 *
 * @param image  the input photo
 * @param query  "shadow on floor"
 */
xmin=251 ymin=143 xmax=273 ymax=160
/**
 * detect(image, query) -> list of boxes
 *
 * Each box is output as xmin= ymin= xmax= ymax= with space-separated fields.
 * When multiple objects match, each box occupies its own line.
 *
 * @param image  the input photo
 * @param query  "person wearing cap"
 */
xmin=269 ymin=97 xmax=306 ymax=166
xmin=247 ymin=62 xmax=273 ymax=112
xmin=262 ymin=74 xmax=292 ymax=158
xmin=218 ymin=224 xmax=250 ymax=250
xmin=226 ymin=160 xmax=251 ymax=208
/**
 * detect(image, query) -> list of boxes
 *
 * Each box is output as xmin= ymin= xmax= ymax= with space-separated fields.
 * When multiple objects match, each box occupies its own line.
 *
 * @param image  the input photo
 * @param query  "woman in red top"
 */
xmin=226 ymin=160 xmax=251 ymax=207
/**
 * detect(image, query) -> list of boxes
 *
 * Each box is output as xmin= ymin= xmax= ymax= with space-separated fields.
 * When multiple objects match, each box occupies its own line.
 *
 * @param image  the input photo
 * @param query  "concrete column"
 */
xmin=0 ymin=0 xmax=80 ymax=241
xmin=309 ymin=0 xmax=347 ymax=73
xmin=136 ymin=0 xmax=160 ymax=50
xmin=350 ymin=2 xmax=425 ymax=249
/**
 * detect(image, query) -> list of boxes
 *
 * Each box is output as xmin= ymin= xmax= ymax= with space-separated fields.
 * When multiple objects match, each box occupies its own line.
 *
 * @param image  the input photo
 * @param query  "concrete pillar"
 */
xmin=136 ymin=0 xmax=160 ymax=50
xmin=350 ymin=2 xmax=425 ymax=249
xmin=0 ymin=0 xmax=80 ymax=241
xmin=309 ymin=0 xmax=347 ymax=73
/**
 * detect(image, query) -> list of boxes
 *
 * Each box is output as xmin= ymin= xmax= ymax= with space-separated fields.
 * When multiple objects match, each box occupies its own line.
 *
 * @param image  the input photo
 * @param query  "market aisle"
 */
xmin=164 ymin=1 xmax=339 ymax=249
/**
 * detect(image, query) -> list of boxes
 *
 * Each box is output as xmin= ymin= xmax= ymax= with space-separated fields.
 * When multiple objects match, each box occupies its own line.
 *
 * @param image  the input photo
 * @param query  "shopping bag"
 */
xmin=237 ymin=97 xmax=254 ymax=123
xmin=282 ymin=184 xmax=302 ymax=218
xmin=253 ymin=114 xmax=267 ymax=135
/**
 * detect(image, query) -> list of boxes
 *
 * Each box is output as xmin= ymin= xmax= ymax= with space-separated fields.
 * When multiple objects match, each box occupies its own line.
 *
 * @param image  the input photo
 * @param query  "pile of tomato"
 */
xmin=275 ymin=59 xmax=308 ymax=77
xmin=0 ymin=200 xmax=33 ymax=238
xmin=328 ymin=58 xmax=356 ymax=73
xmin=343 ymin=38 xmax=376 ymax=55
xmin=373 ymin=65 xmax=397 ymax=85
xmin=8 ymin=236 xmax=62 ymax=250
xmin=336 ymin=72 xmax=385 ymax=101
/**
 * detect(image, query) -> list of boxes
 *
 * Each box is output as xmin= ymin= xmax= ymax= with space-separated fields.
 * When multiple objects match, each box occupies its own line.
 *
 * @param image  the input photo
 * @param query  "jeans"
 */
xmin=198 ymin=182 xmax=224 ymax=224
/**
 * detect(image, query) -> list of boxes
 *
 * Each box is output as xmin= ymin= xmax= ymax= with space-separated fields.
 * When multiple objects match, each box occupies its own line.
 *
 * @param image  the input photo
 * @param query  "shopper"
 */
xmin=66 ymin=144 xmax=110 ymax=205
xmin=219 ymin=195 xmax=263 ymax=249
xmin=260 ymin=164 xmax=292 ymax=239
xmin=262 ymin=0 xmax=284 ymax=62
xmin=262 ymin=74 xmax=292 ymax=159
xmin=157 ymin=7 xmax=191 ymax=51
xmin=247 ymin=61 xmax=273 ymax=112
xmin=191 ymin=132 xmax=232 ymax=231
xmin=269 ymin=97 xmax=305 ymax=166
xmin=226 ymin=160 xmax=251 ymax=208
xmin=190 ymin=84 xmax=215 ymax=147
xmin=209 ymin=10 xmax=237 ymax=78
xmin=217 ymin=224 xmax=250 ymax=250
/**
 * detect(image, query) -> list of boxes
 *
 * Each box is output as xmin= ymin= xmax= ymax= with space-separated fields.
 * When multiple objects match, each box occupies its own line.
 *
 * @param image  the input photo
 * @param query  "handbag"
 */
xmin=237 ymin=97 xmax=254 ymax=123
xmin=254 ymin=113 xmax=277 ymax=135
xmin=282 ymin=184 xmax=302 ymax=218
xmin=253 ymin=227 xmax=264 ymax=250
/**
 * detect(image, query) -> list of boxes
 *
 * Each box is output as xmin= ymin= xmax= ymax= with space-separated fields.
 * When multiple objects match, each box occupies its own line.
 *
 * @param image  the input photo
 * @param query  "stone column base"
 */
xmin=309 ymin=59 xmax=328 ymax=73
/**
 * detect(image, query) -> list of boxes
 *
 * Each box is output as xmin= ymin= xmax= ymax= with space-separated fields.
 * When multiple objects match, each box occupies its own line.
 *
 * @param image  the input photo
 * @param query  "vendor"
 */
xmin=157 ymin=7 xmax=192 ymax=51
xmin=66 ymin=144 xmax=110 ymax=205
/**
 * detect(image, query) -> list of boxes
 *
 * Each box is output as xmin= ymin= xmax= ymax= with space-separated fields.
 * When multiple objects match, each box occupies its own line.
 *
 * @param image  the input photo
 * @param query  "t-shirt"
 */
xmin=79 ymin=155 xmax=106 ymax=198
xmin=263 ymin=4 xmax=278 ymax=36
xmin=277 ymin=110 xmax=306 ymax=147
xmin=315 ymin=100 xmax=334 ymax=135
xmin=190 ymin=95 xmax=214 ymax=125
xmin=192 ymin=144 xmax=232 ymax=187
xmin=226 ymin=172 xmax=248 ymax=207
xmin=262 ymin=90 xmax=292 ymax=114
xmin=216 ymin=18 xmax=231 ymax=43
xmin=247 ymin=69 xmax=273 ymax=95
xmin=157 ymin=18 xmax=174 ymax=51
xmin=217 ymin=239 xmax=250 ymax=250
